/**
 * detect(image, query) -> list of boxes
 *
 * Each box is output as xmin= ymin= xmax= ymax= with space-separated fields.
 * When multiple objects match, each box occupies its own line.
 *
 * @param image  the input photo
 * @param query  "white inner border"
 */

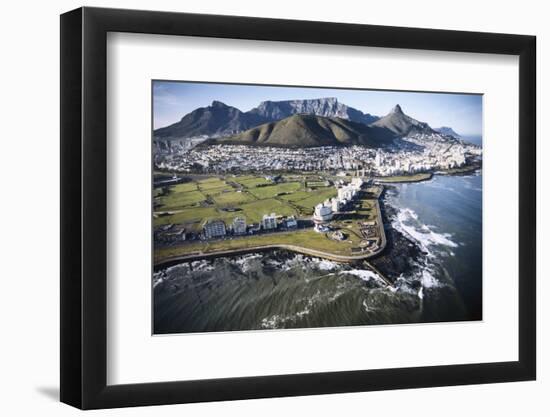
xmin=107 ymin=32 xmax=519 ymax=385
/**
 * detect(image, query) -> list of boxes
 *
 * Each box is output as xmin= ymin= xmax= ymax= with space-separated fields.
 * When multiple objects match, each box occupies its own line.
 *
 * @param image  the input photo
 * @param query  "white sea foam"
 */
xmin=316 ymin=259 xmax=340 ymax=271
xmin=264 ymin=259 xmax=283 ymax=268
xmin=233 ymin=253 xmax=262 ymax=272
xmin=260 ymin=315 xmax=284 ymax=329
xmin=165 ymin=263 xmax=190 ymax=274
xmin=420 ymin=269 xmax=440 ymax=288
xmin=418 ymin=268 xmax=441 ymax=300
xmin=345 ymin=269 xmax=386 ymax=286
xmin=392 ymin=208 xmax=458 ymax=256
xmin=362 ymin=300 xmax=373 ymax=312
xmin=327 ymin=290 xmax=345 ymax=302
xmin=280 ymin=256 xmax=301 ymax=271
xmin=152 ymin=272 xmax=165 ymax=288
xmin=189 ymin=260 xmax=215 ymax=272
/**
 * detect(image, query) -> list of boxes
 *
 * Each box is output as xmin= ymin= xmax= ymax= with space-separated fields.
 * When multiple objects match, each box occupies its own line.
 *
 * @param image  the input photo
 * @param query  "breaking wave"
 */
xmin=392 ymin=207 xmax=458 ymax=256
xmin=345 ymin=269 xmax=386 ymax=285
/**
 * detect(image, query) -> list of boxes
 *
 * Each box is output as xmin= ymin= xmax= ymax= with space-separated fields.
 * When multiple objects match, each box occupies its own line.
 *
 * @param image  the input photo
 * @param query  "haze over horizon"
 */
xmin=153 ymin=81 xmax=483 ymax=136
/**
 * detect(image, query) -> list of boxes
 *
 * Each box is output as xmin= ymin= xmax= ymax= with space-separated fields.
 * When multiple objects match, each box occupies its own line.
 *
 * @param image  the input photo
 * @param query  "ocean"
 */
xmin=153 ymin=172 xmax=483 ymax=334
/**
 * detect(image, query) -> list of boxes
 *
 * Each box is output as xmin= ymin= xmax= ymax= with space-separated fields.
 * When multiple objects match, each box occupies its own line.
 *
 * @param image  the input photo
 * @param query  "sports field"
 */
xmin=153 ymin=174 xmax=384 ymax=263
xmin=153 ymin=174 xmax=337 ymax=232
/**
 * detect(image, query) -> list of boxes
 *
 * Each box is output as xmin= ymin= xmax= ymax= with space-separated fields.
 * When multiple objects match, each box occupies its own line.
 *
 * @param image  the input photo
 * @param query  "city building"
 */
xmin=232 ymin=217 xmax=247 ymax=235
xmin=154 ymin=140 xmax=480 ymax=177
xmin=351 ymin=177 xmax=363 ymax=188
xmin=154 ymin=224 xmax=186 ymax=243
xmin=331 ymin=198 xmax=341 ymax=213
xmin=285 ymin=216 xmax=298 ymax=229
xmin=262 ymin=213 xmax=278 ymax=230
xmin=313 ymin=201 xmax=333 ymax=226
xmin=202 ymin=219 xmax=226 ymax=239
xmin=248 ymin=223 xmax=261 ymax=234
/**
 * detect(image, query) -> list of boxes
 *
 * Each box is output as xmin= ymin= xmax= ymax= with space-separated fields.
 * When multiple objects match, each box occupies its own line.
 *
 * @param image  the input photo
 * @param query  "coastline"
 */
xmin=436 ymin=161 xmax=482 ymax=176
xmin=154 ymin=165 xmax=479 ymax=270
xmin=155 ymin=199 xmax=387 ymax=269
xmin=373 ymin=172 xmax=433 ymax=184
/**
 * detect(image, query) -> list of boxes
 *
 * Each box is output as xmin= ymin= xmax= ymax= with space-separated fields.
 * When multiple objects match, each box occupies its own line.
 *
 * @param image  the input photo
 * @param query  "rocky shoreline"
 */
xmin=367 ymin=186 xmax=425 ymax=284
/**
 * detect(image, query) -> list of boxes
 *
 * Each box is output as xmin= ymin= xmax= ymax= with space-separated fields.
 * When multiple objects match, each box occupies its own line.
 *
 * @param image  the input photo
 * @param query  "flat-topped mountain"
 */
xmin=209 ymin=114 xmax=395 ymax=148
xmin=154 ymin=97 xmax=379 ymax=140
xmin=154 ymin=101 xmax=267 ymax=140
xmin=248 ymin=97 xmax=379 ymax=125
xmin=370 ymin=104 xmax=435 ymax=137
xmin=154 ymin=98 xmax=463 ymax=150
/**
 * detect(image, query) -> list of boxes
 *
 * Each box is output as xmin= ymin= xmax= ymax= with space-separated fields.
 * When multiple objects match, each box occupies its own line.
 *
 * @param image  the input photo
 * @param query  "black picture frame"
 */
xmin=60 ymin=6 xmax=536 ymax=410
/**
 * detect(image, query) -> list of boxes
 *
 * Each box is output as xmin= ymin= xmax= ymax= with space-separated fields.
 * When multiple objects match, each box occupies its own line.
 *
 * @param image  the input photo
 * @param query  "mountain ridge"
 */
xmin=153 ymin=101 xmax=268 ymax=140
xmin=248 ymin=97 xmax=379 ymax=126
xmin=434 ymin=126 xmax=461 ymax=138
xmin=369 ymin=104 xmax=435 ymax=137
xmin=154 ymin=97 xmax=380 ymax=140
xmin=154 ymin=98 xmax=464 ymax=150
xmin=206 ymin=114 xmax=395 ymax=148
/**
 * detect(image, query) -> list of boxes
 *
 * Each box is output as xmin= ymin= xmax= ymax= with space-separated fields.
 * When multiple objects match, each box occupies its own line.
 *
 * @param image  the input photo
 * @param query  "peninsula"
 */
xmin=153 ymin=99 xmax=481 ymax=267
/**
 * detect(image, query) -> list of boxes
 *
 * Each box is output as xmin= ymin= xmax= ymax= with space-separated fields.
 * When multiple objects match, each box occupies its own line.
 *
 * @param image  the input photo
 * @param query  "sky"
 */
xmin=153 ymin=81 xmax=483 ymax=136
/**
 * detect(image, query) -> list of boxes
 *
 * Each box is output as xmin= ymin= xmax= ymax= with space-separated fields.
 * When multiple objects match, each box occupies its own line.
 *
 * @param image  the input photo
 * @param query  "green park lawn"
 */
xmin=211 ymin=190 xmax=255 ymax=206
xmin=157 ymin=190 xmax=206 ymax=211
xmin=153 ymin=175 xmax=379 ymax=243
xmin=293 ymin=187 xmax=337 ymax=208
xmin=233 ymin=176 xmax=273 ymax=188
xmin=248 ymin=182 xmax=302 ymax=199
xmin=374 ymin=172 xmax=432 ymax=183
xmin=154 ymin=228 xmax=356 ymax=263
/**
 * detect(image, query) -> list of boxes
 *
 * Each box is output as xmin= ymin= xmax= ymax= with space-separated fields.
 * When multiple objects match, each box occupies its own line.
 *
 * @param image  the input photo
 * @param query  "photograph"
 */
xmin=152 ymin=81 xmax=483 ymax=335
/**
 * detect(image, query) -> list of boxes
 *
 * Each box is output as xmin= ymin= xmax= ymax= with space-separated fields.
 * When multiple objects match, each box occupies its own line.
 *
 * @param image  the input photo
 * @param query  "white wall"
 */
xmin=0 ymin=0 xmax=546 ymax=415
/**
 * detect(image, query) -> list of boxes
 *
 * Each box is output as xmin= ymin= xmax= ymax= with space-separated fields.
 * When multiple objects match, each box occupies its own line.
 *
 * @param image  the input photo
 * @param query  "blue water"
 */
xmin=386 ymin=172 xmax=482 ymax=320
xmin=462 ymin=135 xmax=483 ymax=147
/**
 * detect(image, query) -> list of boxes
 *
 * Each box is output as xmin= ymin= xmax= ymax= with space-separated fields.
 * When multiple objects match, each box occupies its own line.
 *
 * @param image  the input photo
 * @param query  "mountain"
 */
xmin=369 ymin=104 xmax=435 ymax=137
xmin=154 ymin=101 xmax=267 ymax=140
xmin=434 ymin=126 xmax=461 ymax=139
xmin=248 ymin=97 xmax=379 ymax=125
xmin=209 ymin=114 xmax=395 ymax=148
xmin=154 ymin=99 xmax=462 ymax=150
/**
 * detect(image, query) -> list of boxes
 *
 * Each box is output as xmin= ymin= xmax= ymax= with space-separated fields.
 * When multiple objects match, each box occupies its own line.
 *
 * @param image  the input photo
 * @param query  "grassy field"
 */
xmin=373 ymin=172 xmax=432 ymax=183
xmin=232 ymin=176 xmax=273 ymax=188
xmin=248 ymin=182 xmax=301 ymax=199
xmin=154 ymin=228 xmax=358 ymax=263
xmin=154 ymin=174 xmax=381 ymax=252
xmin=293 ymin=187 xmax=338 ymax=209
xmin=211 ymin=190 xmax=255 ymax=206
xmin=279 ymin=191 xmax=313 ymax=202
xmin=157 ymin=190 xmax=206 ymax=211
xmin=237 ymin=198 xmax=297 ymax=222
xmin=154 ymin=177 xmax=382 ymax=262
xmin=154 ymin=175 xmax=308 ymax=231
xmin=197 ymin=178 xmax=232 ymax=191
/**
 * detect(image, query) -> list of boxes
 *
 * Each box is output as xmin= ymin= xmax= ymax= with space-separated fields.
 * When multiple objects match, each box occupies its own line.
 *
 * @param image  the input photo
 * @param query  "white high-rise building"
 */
xmin=375 ymin=151 xmax=382 ymax=167
xmin=351 ymin=177 xmax=363 ymax=188
xmin=203 ymin=220 xmax=226 ymax=239
xmin=331 ymin=198 xmax=341 ymax=213
xmin=232 ymin=217 xmax=247 ymax=235
xmin=261 ymin=213 xmax=278 ymax=230
xmin=313 ymin=203 xmax=333 ymax=225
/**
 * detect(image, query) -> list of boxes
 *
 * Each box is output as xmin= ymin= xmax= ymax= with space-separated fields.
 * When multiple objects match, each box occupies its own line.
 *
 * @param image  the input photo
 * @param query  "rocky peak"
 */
xmin=211 ymin=100 xmax=229 ymax=108
xmin=391 ymin=104 xmax=404 ymax=115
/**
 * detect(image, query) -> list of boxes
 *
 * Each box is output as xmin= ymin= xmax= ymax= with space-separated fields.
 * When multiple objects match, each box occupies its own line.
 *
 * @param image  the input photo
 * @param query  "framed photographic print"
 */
xmin=60 ymin=6 xmax=536 ymax=409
